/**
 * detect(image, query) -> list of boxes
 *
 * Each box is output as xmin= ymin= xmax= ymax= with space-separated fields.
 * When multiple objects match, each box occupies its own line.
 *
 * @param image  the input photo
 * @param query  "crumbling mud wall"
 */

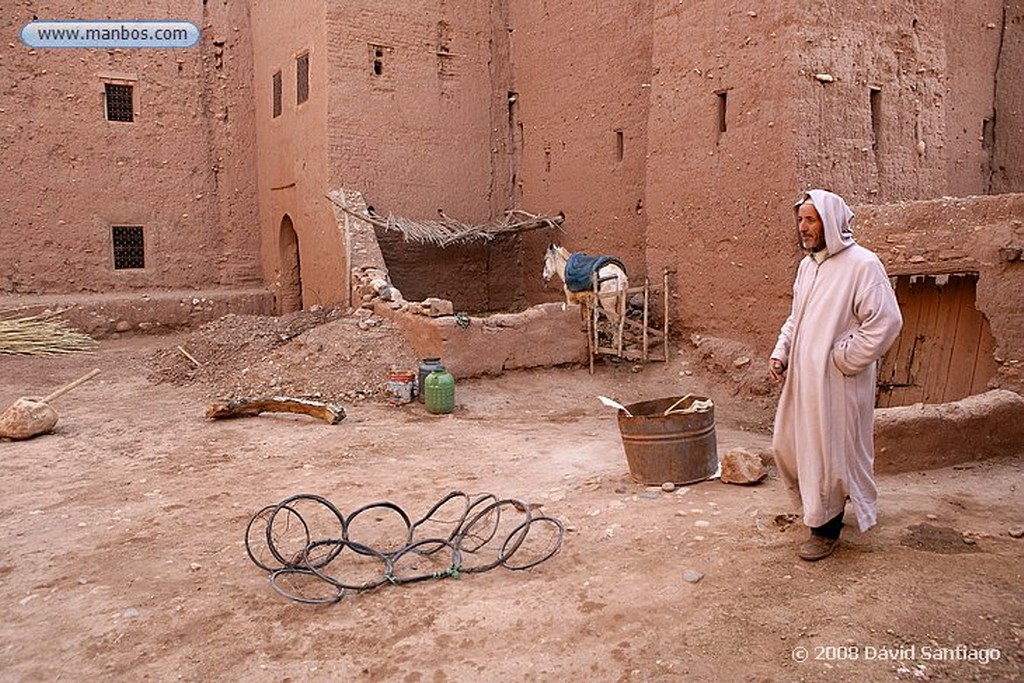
xmin=855 ymin=193 xmax=1024 ymax=395
xmin=874 ymin=389 xmax=1024 ymax=473
xmin=641 ymin=1 xmax=1020 ymax=363
xmin=991 ymin=1 xmax=1024 ymax=193
xmin=339 ymin=189 xmax=587 ymax=376
xmin=376 ymin=302 xmax=588 ymax=378
xmin=2 ymin=289 xmax=275 ymax=339
xmin=0 ymin=0 xmax=262 ymax=294
xmin=794 ymin=1 xmax=1008 ymax=203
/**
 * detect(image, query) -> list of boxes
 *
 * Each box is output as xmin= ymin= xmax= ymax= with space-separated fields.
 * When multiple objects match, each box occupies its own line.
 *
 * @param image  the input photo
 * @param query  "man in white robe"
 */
xmin=769 ymin=190 xmax=903 ymax=561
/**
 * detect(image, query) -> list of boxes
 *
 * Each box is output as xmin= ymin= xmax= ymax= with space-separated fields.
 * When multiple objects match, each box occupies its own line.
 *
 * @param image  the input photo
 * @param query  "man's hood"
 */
xmin=793 ymin=189 xmax=856 ymax=255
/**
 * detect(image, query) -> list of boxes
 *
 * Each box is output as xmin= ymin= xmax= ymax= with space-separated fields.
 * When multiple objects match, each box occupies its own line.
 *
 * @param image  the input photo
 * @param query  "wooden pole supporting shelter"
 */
xmin=642 ymin=277 xmax=650 ymax=362
xmin=588 ymin=305 xmax=598 ymax=375
xmin=663 ymin=268 xmax=670 ymax=363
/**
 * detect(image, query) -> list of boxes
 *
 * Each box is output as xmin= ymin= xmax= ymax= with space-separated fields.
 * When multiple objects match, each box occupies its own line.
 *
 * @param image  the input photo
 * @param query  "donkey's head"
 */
xmin=541 ymin=243 xmax=559 ymax=283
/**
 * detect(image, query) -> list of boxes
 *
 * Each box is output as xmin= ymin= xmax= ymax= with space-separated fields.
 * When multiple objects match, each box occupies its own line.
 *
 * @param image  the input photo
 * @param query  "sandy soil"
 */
xmin=1 ymin=315 xmax=1022 ymax=682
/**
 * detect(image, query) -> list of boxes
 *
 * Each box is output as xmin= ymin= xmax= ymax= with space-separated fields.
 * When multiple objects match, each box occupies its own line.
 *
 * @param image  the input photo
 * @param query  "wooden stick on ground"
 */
xmin=205 ymin=397 xmax=346 ymax=424
xmin=43 ymin=368 xmax=101 ymax=403
xmin=177 ymin=346 xmax=201 ymax=367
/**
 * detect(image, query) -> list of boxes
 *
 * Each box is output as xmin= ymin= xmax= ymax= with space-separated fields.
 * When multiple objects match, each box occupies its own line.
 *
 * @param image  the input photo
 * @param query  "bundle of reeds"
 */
xmin=0 ymin=310 xmax=97 ymax=356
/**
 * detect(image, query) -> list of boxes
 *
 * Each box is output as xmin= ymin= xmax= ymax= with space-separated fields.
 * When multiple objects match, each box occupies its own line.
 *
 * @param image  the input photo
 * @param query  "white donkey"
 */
xmin=542 ymin=244 xmax=628 ymax=320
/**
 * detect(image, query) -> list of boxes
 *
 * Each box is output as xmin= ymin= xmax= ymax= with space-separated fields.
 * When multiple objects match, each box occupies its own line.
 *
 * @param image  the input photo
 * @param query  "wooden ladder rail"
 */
xmin=586 ymin=268 xmax=672 ymax=371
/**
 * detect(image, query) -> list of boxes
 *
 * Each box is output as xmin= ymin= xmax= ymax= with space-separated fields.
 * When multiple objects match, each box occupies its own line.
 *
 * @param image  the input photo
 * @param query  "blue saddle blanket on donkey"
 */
xmin=564 ymin=253 xmax=627 ymax=293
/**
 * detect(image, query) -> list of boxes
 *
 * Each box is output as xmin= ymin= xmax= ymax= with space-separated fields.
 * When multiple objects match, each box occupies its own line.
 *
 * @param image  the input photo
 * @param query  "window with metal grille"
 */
xmin=111 ymin=225 xmax=145 ymax=269
xmin=296 ymin=52 xmax=309 ymax=104
xmin=105 ymin=83 xmax=134 ymax=122
xmin=272 ymin=70 xmax=282 ymax=118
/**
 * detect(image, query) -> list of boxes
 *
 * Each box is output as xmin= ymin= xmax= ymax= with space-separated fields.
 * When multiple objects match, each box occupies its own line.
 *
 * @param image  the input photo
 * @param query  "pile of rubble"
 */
xmin=148 ymin=307 xmax=421 ymax=403
xmin=350 ymin=264 xmax=455 ymax=318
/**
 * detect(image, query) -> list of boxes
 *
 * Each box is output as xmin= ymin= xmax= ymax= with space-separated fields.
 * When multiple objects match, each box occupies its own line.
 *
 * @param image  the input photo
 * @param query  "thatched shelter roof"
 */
xmin=329 ymin=194 xmax=563 ymax=247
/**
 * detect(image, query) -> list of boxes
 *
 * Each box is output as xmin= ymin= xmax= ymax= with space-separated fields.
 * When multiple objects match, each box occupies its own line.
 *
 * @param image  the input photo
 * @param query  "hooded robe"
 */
xmin=771 ymin=190 xmax=903 ymax=532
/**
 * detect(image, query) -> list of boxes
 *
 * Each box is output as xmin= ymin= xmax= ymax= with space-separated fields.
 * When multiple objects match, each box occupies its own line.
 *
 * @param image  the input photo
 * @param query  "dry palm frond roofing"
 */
xmin=331 ymin=197 xmax=564 ymax=247
xmin=0 ymin=309 xmax=96 ymax=356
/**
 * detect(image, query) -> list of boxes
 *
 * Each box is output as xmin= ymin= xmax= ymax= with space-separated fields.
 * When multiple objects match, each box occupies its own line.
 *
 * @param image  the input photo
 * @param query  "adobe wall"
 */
xmin=875 ymin=389 xmax=1024 ymax=473
xmin=508 ymin=0 xmax=653 ymax=305
xmin=991 ymin=1 xmax=1024 ymax=193
xmin=854 ymin=193 xmax=1024 ymax=394
xmin=0 ymin=288 xmax=275 ymax=339
xmin=644 ymin=2 xmax=804 ymax=350
xmin=374 ymin=302 xmax=588 ymax=379
xmin=0 ymin=0 xmax=262 ymax=294
xmin=325 ymin=0 xmax=501 ymax=221
xmin=373 ymin=231 xmax=528 ymax=313
xmin=337 ymin=189 xmax=587 ymax=377
xmin=320 ymin=0 xmax=514 ymax=305
xmin=640 ymin=2 xmax=1020 ymax=360
xmin=794 ymin=2 xmax=1006 ymax=204
xmin=202 ymin=0 xmax=263 ymax=287
xmin=249 ymin=0 xmax=346 ymax=311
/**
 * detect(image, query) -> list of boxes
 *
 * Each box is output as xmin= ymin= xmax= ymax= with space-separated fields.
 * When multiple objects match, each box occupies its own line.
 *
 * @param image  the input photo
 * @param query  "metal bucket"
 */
xmin=616 ymin=395 xmax=718 ymax=485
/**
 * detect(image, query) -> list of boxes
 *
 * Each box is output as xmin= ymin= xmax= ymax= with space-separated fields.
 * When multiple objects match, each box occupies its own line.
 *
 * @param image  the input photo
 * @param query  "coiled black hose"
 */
xmin=245 ymin=490 xmax=564 ymax=604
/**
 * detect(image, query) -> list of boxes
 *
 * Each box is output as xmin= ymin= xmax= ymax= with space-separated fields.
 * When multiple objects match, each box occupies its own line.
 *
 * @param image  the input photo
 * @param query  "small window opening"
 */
xmin=870 ymin=87 xmax=882 ymax=150
xmin=372 ymin=47 xmax=384 ymax=76
xmin=296 ymin=52 xmax=309 ymax=105
xmin=982 ymin=117 xmax=994 ymax=150
xmin=507 ymin=91 xmax=517 ymax=127
xmin=105 ymin=83 xmax=134 ymax=122
xmin=716 ymin=91 xmax=728 ymax=135
xmin=615 ymin=130 xmax=624 ymax=162
xmin=272 ymin=70 xmax=282 ymax=118
xmin=112 ymin=225 xmax=145 ymax=269
xmin=437 ymin=20 xmax=452 ymax=55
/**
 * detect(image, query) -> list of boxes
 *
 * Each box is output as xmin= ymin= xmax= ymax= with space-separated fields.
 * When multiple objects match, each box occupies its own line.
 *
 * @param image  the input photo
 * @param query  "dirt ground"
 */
xmin=1 ymin=311 xmax=1022 ymax=683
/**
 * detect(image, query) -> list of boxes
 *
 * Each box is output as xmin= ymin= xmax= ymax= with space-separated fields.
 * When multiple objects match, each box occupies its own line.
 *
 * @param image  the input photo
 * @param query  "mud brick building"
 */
xmin=2 ymin=0 xmax=1021 ymax=399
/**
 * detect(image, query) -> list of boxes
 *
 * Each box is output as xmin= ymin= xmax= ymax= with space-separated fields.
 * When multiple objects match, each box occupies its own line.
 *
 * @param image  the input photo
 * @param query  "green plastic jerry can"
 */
xmin=424 ymin=367 xmax=455 ymax=414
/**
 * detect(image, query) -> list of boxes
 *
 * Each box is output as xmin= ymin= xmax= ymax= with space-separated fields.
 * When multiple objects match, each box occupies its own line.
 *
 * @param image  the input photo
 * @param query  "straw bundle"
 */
xmin=0 ymin=310 xmax=97 ymax=356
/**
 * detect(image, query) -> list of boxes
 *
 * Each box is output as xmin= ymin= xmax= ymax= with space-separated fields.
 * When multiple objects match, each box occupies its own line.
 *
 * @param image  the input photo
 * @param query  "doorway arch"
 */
xmin=278 ymin=214 xmax=303 ymax=313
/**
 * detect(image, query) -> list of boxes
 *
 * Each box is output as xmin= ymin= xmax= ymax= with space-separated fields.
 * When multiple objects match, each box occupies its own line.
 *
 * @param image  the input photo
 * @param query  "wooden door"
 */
xmin=876 ymin=274 xmax=997 ymax=407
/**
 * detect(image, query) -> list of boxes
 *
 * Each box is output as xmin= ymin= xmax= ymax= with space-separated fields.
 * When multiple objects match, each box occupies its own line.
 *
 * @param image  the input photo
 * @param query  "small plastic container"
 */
xmin=386 ymin=371 xmax=416 ymax=405
xmin=417 ymin=357 xmax=444 ymax=402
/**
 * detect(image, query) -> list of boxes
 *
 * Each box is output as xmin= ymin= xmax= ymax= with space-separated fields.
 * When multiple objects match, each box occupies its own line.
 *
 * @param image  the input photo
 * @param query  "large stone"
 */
xmin=423 ymin=297 xmax=454 ymax=317
xmin=719 ymin=447 xmax=767 ymax=485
